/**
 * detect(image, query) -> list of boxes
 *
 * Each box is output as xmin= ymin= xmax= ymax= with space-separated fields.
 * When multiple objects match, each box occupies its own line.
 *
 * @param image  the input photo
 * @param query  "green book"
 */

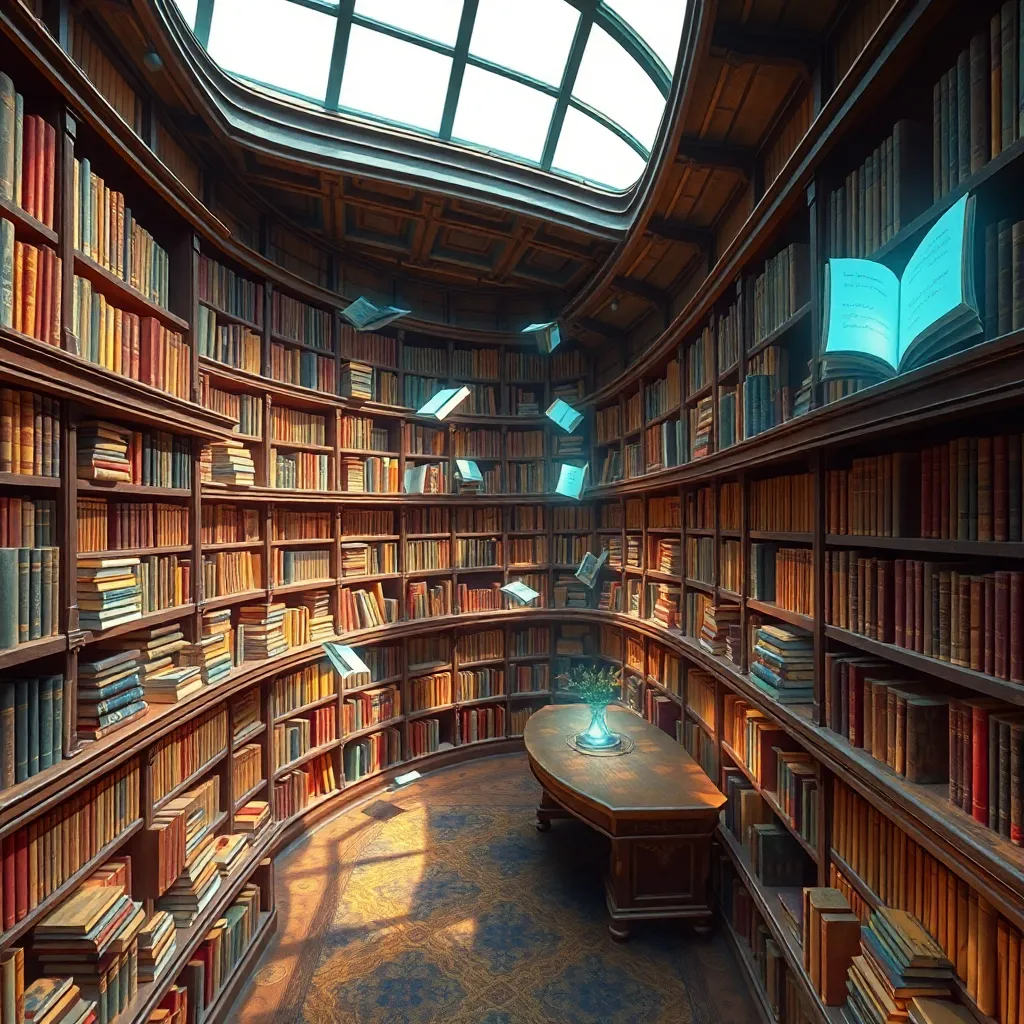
xmin=0 ymin=218 xmax=13 ymax=329
xmin=17 ymin=547 xmax=29 ymax=643
xmin=0 ymin=549 xmax=18 ymax=648
xmin=27 ymin=676 xmax=38 ymax=777
xmin=0 ymin=682 xmax=14 ymax=788
xmin=40 ymin=546 xmax=52 ymax=638
xmin=29 ymin=547 xmax=41 ymax=641
xmin=14 ymin=678 xmax=27 ymax=784
xmin=38 ymin=673 xmax=52 ymax=771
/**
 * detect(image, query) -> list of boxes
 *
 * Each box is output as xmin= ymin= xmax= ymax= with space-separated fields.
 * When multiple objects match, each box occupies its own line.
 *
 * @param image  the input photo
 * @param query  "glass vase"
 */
xmin=575 ymin=702 xmax=622 ymax=752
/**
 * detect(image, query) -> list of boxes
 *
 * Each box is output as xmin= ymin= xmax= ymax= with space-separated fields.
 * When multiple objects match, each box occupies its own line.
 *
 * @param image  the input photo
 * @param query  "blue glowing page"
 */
xmin=824 ymin=258 xmax=901 ymax=369
xmin=897 ymin=194 xmax=969 ymax=365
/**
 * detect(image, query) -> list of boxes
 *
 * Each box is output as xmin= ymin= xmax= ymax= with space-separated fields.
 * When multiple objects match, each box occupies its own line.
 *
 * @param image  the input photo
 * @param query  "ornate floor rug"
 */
xmin=230 ymin=753 xmax=759 ymax=1024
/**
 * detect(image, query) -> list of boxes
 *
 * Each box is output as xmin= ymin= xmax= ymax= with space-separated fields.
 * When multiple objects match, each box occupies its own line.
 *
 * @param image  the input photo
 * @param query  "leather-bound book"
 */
xmin=1011 ymin=571 xmax=1023 ymax=682
xmin=821 ymin=911 xmax=862 ymax=1004
xmin=978 ymin=436 xmax=993 ymax=540
xmin=1009 ymin=433 xmax=1021 ymax=540
xmin=995 ymin=570 xmax=1010 ymax=678
xmin=969 ymin=575 xmax=983 ymax=672
xmin=984 ymin=573 xmax=996 ymax=675
xmin=991 ymin=14 xmax=1003 ymax=159
xmin=1001 ymin=0 xmax=1018 ymax=152
xmin=903 ymin=692 xmax=950 ymax=783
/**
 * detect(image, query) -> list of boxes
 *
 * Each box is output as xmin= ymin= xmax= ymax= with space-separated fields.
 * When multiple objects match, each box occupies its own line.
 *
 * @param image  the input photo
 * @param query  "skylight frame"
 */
xmin=188 ymin=0 xmax=680 ymax=192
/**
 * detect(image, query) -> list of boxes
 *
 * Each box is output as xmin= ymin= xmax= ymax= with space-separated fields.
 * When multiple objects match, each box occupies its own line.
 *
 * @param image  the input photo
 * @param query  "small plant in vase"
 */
xmin=561 ymin=663 xmax=625 ymax=752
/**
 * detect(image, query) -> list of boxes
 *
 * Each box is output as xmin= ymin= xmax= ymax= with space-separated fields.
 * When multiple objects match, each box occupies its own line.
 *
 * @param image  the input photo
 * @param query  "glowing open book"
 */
xmin=417 ymin=386 xmax=470 ymax=420
xmin=523 ymin=321 xmax=561 ymax=353
xmin=545 ymin=398 xmax=583 ymax=433
xmin=555 ymin=462 xmax=588 ymax=499
xmin=323 ymin=642 xmax=371 ymax=678
xmin=340 ymin=296 xmax=410 ymax=331
xmin=820 ymin=194 xmax=981 ymax=384
xmin=500 ymin=581 xmax=540 ymax=605
xmin=575 ymin=549 xmax=608 ymax=588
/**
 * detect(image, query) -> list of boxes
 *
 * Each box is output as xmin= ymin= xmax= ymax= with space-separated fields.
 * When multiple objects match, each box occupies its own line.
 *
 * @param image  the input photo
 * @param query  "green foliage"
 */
xmin=561 ymin=663 xmax=621 ymax=706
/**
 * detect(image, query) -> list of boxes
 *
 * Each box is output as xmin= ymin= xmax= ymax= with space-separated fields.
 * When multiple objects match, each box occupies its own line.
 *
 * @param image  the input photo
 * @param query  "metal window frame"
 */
xmin=190 ymin=0 xmax=679 ymax=188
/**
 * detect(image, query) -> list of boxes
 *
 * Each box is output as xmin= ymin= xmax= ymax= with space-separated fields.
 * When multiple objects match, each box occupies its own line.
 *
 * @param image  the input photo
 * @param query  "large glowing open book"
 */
xmin=820 ymin=194 xmax=981 ymax=383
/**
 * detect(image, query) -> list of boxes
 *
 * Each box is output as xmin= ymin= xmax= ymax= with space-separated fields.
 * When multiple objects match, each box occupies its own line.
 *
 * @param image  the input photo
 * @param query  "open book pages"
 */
xmin=545 ymin=398 xmax=584 ymax=433
xmin=340 ymin=296 xmax=410 ymax=331
xmin=523 ymin=321 xmax=561 ymax=353
xmin=455 ymin=459 xmax=482 ymax=484
xmin=323 ymin=643 xmax=370 ymax=677
xmin=555 ymin=462 xmax=588 ymax=499
xmin=417 ymin=386 xmax=471 ymax=420
xmin=575 ymin=549 xmax=608 ymax=588
xmin=821 ymin=194 xmax=980 ymax=382
xmin=501 ymin=581 xmax=540 ymax=605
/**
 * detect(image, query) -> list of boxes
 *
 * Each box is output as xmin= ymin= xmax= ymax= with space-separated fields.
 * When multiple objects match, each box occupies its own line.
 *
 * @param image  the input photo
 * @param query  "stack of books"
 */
xmin=340 ymin=361 xmax=373 ymax=399
xmin=77 ymin=648 xmax=146 ymax=740
xmin=200 ymin=608 xmax=239 ymax=678
xmin=690 ymin=396 xmax=713 ymax=460
xmin=202 ymin=440 xmax=255 ymax=486
xmin=21 ymin=977 xmax=96 ymax=1024
xmin=179 ymin=629 xmax=233 ymax=687
xmin=98 ymin=624 xmax=201 ymax=704
xmin=235 ymin=799 xmax=271 ymax=836
xmin=211 ymin=833 xmax=248 ymax=875
xmin=846 ymin=908 xmax=953 ymax=1024
xmin=750 ymin=624 xmax=814 ymax=703
xmin=137 ymin=910 xmax=176 ymax=982
xmin=699 ymin=602 xmax=741 ymax=655
xmin=238 ymin=603 xmax=288 ymax=661
xmin=299 ymin=590 xmax=335 ymax=643
xmin=32 ymin=877 xmax=146 ymax=1024
xmin=77 ymin=422 xmax=132 ymax=482
xmin=77 ymin=556 xmax=142 ymax=632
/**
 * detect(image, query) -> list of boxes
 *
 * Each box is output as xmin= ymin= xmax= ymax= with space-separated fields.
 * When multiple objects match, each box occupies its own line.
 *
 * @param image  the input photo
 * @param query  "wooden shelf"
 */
xmin=825 ymin=534 xmax=1024 ymax=558
xmin=202 ymin=539 xmax=263 ymax=552
xmin=272 ymin=738 xmax=342 ymax=779
xmin=82 ymin=604 xmax=195 ymax=645
xmin=73 ymin=251 xmax=189 ymax=330
xmin=198 ymin=299 xmax=263 ymax=334
xmin=78 ymin=479 xmax=191 ymax=499
xmin=0 ymin=471 xmax=61 ymax=489
xmin=408 ymin=703 xmax=456 ymax=720
xmin=232 ymin=721 xmax=267 ymax=749
xmin=270 ymin=438 xmax=333 ymax=453
xmin=751 ymin=530 xmax=813 ymax=544
xmin=78 ymin=544 xmax=192 ymax=560
xmin=0 ymin=634 xmax=66 ymax=671
xmin=0 ymin=194 xmax=58 ymax=245
xmin=273 ymin=691 xmax=339 ymax=722
xmin=747 ymin=599 xmax=813 ymax=631
xmin=341 ymin=715 xmax=405 ymax=743
xmin=154 ymin=747 xmax=228 ymax=812
xmin=233 ymin=777 xmax=268 ymax=811
xmin=201 ymin=589 xmax=269 ymax=611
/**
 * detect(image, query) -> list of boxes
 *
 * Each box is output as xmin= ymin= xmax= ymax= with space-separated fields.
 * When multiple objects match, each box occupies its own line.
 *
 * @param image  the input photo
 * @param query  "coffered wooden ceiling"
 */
xmin=82 ymin=0 xmax=847 ymax=344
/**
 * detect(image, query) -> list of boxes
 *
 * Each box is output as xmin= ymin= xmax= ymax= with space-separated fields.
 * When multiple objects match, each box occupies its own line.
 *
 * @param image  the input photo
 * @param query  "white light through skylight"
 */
xmin=207 ymin=0 xmax=336 ymax=102
xmin=573 ymin=24 xmax=665 ymax=149
xmin=603 ymin=0 xmax=689 ymax=72
xmin=553 ymin=106 xmax=647 ymax=190
xmin=171 ymin=0 xmax=199 ymax=30
xmin=341 ymin=26 xmax=452 ymax=133
xmin=354 ymin=0 xmax=465 ymax=46
xmin=470 ymin=0 xmax=579 ymax=87
xmin=453 ymin=66 xmax=556 ymax=162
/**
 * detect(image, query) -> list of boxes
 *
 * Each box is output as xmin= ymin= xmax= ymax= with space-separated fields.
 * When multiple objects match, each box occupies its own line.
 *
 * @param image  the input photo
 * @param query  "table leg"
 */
xmin=536 ymin=789 xmax=567 ymax=832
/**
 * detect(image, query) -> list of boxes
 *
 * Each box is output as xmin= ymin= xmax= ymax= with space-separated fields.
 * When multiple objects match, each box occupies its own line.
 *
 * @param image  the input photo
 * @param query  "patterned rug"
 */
xmin=230 ymin=753 xmax=759 ymax=1024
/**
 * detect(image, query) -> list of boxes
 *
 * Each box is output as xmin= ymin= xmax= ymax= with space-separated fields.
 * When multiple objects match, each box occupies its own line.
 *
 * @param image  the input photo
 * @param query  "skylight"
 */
xmin=175 ymin=0 xmax=687 ymax=192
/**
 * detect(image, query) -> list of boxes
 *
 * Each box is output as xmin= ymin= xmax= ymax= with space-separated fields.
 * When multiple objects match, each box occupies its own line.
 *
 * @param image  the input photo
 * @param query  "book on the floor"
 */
xmin=339 ymin=296 xmax=409 ymax=331
xmin=821 ymin=194 xmax=980 ymax=385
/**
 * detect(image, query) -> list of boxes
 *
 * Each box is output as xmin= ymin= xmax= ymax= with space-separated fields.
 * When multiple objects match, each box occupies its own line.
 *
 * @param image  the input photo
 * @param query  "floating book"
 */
xmin=574 ymin=549 xmax=608 ymax=588
xmin=821 ymin=193 xmax=980 ymax=384
xmin=555 ymin=462 xmax=588 ymax=499
xmin=523 ymin=320 xmax=561 ymax=353
xmin=455 ymin=459 xmax=482 ymax=494
xmin=545 ymin=398 xmax=583 ymax=433
xmin=501 ymin=581 xmax=540 ymax=605
xmin=417 ymin=386 xmax=470 ymax=420
xmin=404 ymin=463 xmax=428 ymax=495
xmin=340 ymin=296 xmax=410 ymax=331
xmin=323 ymin=642 xmax=371 ymax=678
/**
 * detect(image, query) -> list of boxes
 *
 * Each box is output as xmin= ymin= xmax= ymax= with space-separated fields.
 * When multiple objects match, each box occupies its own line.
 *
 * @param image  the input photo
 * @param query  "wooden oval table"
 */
xmin=523 ymin=703 xmax=726 ymax=941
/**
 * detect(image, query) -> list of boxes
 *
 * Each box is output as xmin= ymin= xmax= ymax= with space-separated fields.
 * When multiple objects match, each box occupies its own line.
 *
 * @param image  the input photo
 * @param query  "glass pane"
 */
xmin=207 ymin=0 xmax=336 ymax=102
xmin=552 ymin=107 xmax=646 ymax=190
xmin=452 ymin=67 xmax=555 ymax=162
xmin=469 ymin=0 xmax=578 ymax=87
xmin=604 ymin=0 xmax=689 ymax=72
xmin=354 ymin=0 xmax=464 ymax=46
xmin=172 ymin=0 xmax=199 ymax=30
xmin=572 ymin=24 xmax=663 ymax=149
xmin=340 ymin=26 xmax=452 ymax=133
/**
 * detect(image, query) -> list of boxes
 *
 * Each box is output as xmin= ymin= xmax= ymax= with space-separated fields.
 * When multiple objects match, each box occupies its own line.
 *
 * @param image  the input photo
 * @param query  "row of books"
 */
xmin=751 ymin=473 xmax=813 ymax=533
xmin=339 ymin=325 xmax=395 ymax=367
xmin=0 ymin=497 xmax=56 ymax=548
xmin=456 ymin=667 xmax=504 ymax=701
xmin=78 ymin=422 xmax=192 ymax=488
xmin=198 ymin=254 xmax=264 ymax=325
xmin=458 ymin=705 xmax=505 ymax=743
xmin=200 ymin=380 xmax=263 ymax=438
xmin=196 ymin=305 xmax=261 ymax=373
xmin=0 ymin=387 xmax=60 ymax=478
xmin=344 ymin=729 xmax=400 ymax=781
xmin=0 ymin=672 xmax=64 ymax=790
xmin=271 ymin=291 xmax=330 ymax=349
xmin=0 ymin=75 xmax=55 ymax=226
xmin=340 ymin=414 xmax=390 ymax=451
xmin=272 ymin=548 xmax=330 ymax=586
xmin=270 ymin=406 xmax=327 ymax=446
xmin=73 ymin=158 xmax=171 ymax=308
xmin=340 ymin=454 xmax=399 ymax=493
xmin=271 ymin=659 xmax=336 ymax=718
xmin=273 ymin=707 xmax=336 ymax=770
xmin=271 ymin=509 xmax=329 ymax=541
xmin=201 ymin=549 xmax=261 ymax=598
xmin=274 ymin=753 xmax=337 ymax=819
xmin=269 ymin=344 xmax=334 ymax=394
xmin=341 ymin=541 xmax=397 ymax=577
xmin=77 ymin=497 xmax=189 ymax=553
xmin=0 ymin=545 xmax=60 ymax=648
xmin=270 ymin=451 xmax=328 ymax=490
xmin=232 ymin=742 xmax=262 ymax=797
xmin=0 ymin=224 xmax=62 ymax=348
xmin=338 ymin=583 xmax=397 ymax=631
xmin=342 ymin=684 xmax=400 ymax=733
xmin=751 ymin=544 xmax=813 ymax=616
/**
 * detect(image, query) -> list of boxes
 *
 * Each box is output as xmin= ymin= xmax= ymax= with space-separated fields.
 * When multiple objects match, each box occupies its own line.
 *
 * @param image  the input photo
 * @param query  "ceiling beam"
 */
xmin=676 ymin=137 xmax=755 ymax=180
xmin=612 ymin=275 xmax=668 ymax=306
xmin=710 ymin=27 xmax=817 ymax=69
xmin=645 ymin=216 xmax=711 ymax=250
xmin=576 ymin=316 xmax=624 ymax=342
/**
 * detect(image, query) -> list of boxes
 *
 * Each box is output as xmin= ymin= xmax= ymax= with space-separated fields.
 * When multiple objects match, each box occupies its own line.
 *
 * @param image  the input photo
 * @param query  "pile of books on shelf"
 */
xmin=201 ymin=440 xmax=255 ymax=486
xmin=698 ymin=602 xmax=740 ymax=655
xmin=236 ymin=798 xmax=272 ymax=836
xmin=299 ymin=590 xmax=335 ymax=643
xmin=77 ymin=648 xmax=147 ymax=740
xmin=77 ymin=555 xmax=142 ymax=633
xmin=137 ymin=909 xmax=177 ymax=982
xmin=77 ymin=422 xmax=134 ymax=482
xmin=750 ymin=623 xmax=813 ymax=703
xmin=238 ymin=602 xmax=288 ymax=660
xmin=689 ymin=397 xmax=713 ymax=460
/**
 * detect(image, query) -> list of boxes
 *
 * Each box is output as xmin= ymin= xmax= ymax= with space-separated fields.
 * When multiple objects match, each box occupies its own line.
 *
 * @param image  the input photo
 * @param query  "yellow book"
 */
xmin=112 ymin=306 xmax=122 ymax=376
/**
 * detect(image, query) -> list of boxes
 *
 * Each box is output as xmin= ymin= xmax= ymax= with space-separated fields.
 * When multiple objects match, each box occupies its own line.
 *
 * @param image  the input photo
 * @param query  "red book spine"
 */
xmin=913 ymin=559 xmax=924 ymax=653
xmin=972 ymin=708 xmax=990 ymax=824
xmin=139 ymin=319 xmax=154 ymax=387
xmin=1 ymin=836 xmax=14 ymax=929
xmin=962 ymin=706 xmax=973 ymax=814
xmin=121 ymin=313 xmax=133 ymax=378
xmin=33 ymin=115 xmax=44 ymax=228
xmin=14 ymin=827 xmax=27 ymax=922
xmin=895 ymin=558 xmax=905 ymax=647
xmin=42 ymin=121 xmax=55 ymax=229
xmin=22 ymin=116 xmax=37 ymax=219
xmin=921 ymin=450 xmax=933 ymax=537
xmin=1011 ymin=572 xmax=1023 ymax=683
